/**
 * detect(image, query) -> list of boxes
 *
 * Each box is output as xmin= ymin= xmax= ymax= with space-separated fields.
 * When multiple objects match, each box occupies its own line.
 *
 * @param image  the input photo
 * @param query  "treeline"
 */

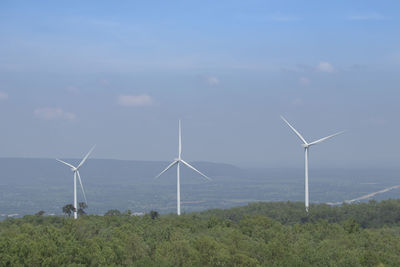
xmin=201 ymin=199 xmax=400 ymax=228
xmin=0 ymin=200 xmax=400 ymax=266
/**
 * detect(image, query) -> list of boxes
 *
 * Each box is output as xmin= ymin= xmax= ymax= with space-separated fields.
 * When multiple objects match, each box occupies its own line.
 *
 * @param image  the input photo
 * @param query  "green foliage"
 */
xmin=150 ymin=210 xmax=159 ymax=220
xmin=1 ymin=200 xmax=400 ymax=266
xmin=104 ymin=209 xmax=122 ymax=216
xmin=35 ymin=210 xmax=45 ymax=216
xmin=77 ymin=202 xmax=87 ymax=216
xmin=62 ymin=204 xmax=75 ymax=217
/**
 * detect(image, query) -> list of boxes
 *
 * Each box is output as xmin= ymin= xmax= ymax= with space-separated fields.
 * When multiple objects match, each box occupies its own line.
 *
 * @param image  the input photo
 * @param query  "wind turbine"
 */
xmin=56 ymin=146 xmax=95 ymax=219
xmin=280 ymin=116 xmax=344 ymax=212
xmin=156 ymin=120 xmax=211 ymax=215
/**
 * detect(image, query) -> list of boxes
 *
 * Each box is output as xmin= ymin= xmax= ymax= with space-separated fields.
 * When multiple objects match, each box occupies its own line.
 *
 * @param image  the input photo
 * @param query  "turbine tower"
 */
xmin=156 ymin=120 xmax=211 ymax=215
xmin=56 ymin=146 xmax=95 ymax=219
xmin=281 ymin=116 xmax=344 ymax=212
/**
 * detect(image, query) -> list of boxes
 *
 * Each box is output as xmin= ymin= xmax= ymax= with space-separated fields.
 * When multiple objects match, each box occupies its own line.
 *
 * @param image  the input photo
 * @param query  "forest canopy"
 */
xmin=1 ymin=200 xmax=400 ymax=266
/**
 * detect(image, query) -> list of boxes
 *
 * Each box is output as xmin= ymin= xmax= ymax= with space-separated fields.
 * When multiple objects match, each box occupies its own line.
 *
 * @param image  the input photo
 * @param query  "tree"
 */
xmin=104 ymin=209 xmax=121 ymax=216
xmin=78 ymin=202 xmax=88 ymax=216
xmin=35 ymin=210 xmax=45 ymax=216
xmin=150 ymin=210 xmax=159 ymax=220
xmin=62 ymin=204 xmax=76 ymax=217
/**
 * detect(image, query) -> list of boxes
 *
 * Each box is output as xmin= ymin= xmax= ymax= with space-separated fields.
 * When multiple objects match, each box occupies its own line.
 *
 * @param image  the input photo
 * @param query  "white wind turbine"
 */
xmin=281 ymin=116 xmax=344 ymax=212
xmin=56 ymin=146 xmax=95 ymax=219
xmin=156 ymin=120 xmax=211 ymax=215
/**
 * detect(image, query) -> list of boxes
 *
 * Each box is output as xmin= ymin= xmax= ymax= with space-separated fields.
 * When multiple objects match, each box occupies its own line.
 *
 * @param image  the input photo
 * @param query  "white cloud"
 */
xmin=348 ymin=13 xmax=386 ymax=21
xmin=0 ymin=91 xmax=8 ymax=100
xmin=317 ymin=62 xmax=334 ymax=73
xmin=299 ymin=77 xmax=310 ymax=86
xmin=206 ymin=76 xmax=220 ymax=86
xmin=118 ymin=94 xmax=154 ymax=106
xmin=34 ymin=108 xmax=75 ymax=120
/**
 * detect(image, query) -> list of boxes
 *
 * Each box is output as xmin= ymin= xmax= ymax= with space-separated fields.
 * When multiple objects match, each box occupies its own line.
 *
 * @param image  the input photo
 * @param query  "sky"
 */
xmin=0 ymin=0 xmax=400 ymax=168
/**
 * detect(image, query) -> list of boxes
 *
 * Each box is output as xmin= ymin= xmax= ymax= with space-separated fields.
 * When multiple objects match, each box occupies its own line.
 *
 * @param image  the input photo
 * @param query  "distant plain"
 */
xmin=0 ymin=158 xmax=399 ymax=217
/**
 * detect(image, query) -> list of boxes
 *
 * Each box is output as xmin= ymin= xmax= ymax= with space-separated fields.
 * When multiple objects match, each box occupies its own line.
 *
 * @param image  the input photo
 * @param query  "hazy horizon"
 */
xmin=1 ymin=157 xmax=399 ymax=217
xmin=2 ymin=156 xmax=400 ymax=171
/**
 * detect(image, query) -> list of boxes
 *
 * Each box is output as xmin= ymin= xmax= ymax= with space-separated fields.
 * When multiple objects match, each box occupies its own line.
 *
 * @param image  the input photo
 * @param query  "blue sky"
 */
xmin=0 ymin=1 xmax=400 ymax=168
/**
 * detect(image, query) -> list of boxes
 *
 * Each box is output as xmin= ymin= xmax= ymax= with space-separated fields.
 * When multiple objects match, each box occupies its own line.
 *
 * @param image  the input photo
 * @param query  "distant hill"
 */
xmin=0 ymin=158 xmax=243 ymax=185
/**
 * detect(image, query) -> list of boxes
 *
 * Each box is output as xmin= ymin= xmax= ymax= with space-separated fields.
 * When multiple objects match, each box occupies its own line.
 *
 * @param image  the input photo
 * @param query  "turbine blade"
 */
xmin=155 ymin=160 xmax=178 ymax=178
xmin=280 ymin=116 xmax=308 ymax=145
xmin=76 ymin=171 xmax=88 ymax=204
xmin=56 ymin=159 xmax=75 ymax=169
xmin=308 ymin=131 xmax=345 ymax=146
xmin=77 ymin=145 xmax=96 ymax=169
xmin=180 ymin=159 xmax=212 ymax=181
xmin=178 ymin=120 xmax=182 ymax=158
